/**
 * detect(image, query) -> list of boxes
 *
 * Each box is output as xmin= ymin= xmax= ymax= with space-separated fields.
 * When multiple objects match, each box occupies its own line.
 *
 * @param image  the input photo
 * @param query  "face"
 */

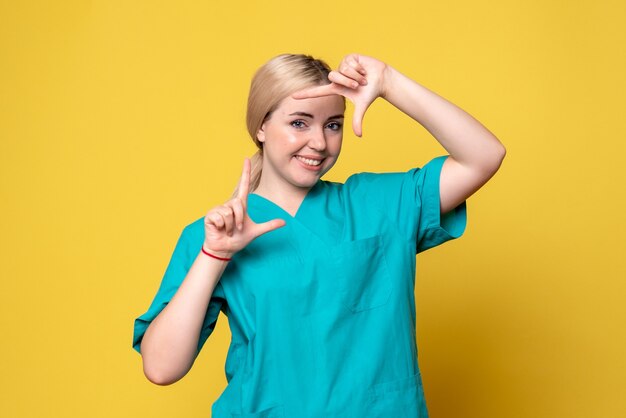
xmin=256 ymin=93 xmax=345 ymax=195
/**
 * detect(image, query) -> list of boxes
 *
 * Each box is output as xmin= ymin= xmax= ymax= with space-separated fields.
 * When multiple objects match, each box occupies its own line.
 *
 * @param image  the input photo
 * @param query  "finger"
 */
xmin=352 ymin=102 xmax=371 ymax=138
xmin=345 ymin=54 xmax=366 ymax=76
xmin=251 ymin=218 xmax=286 ymax=239
xmin=291 ymin=83 xmax=338 ymax=99
xmin=328 ymin=70 xmax=361 ymax=90
xmin=237 ymin=158 xmax=251 ymax=201
xmin=208 ymin=211 xmax=225 ymax=229
xmin=230 ymin=198 xmax=245 ymax=231
xmin=339 ymin=61 xmax=367 ymax=85
xmin=220 ymin=206 xmax=235 ymax=236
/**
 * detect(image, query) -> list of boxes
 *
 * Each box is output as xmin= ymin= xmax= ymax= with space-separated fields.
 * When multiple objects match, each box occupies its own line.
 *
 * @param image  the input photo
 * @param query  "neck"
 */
xmin=254 ymin=177 xmax=312 ymax=217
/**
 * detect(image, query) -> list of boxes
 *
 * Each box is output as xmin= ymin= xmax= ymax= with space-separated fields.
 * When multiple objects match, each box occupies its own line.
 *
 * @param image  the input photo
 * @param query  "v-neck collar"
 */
xmin=248 ymin=179 xmax=324 ymax=219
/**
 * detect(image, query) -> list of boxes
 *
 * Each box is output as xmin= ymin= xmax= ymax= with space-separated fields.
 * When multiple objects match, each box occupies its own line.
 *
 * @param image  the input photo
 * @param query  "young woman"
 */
xmin=133 ymin=53 xmax=505 ymax=417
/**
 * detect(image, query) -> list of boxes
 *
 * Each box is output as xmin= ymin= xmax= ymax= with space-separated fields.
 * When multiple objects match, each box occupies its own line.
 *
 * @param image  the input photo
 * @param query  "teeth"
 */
xmin=295 ymin=156 xmax=322 ymax=166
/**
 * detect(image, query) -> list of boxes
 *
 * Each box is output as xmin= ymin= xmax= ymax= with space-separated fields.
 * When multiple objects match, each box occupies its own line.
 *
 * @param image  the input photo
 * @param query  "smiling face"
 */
xmin=256 ymin=94 xmax=346 ymax=197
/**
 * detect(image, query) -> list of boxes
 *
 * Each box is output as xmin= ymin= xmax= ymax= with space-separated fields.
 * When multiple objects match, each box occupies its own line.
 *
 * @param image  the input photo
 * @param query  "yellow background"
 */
xmin=1 ymin=1 xmax=624 ymax=417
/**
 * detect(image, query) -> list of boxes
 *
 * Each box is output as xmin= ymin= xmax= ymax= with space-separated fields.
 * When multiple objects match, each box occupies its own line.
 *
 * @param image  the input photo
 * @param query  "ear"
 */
xmin=256 ymin=123 xmax=267 ymax=143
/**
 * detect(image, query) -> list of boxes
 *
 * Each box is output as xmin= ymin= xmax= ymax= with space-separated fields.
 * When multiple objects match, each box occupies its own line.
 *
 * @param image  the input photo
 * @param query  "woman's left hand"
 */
xmin=292 ymin=53 xmax=390 ymax=137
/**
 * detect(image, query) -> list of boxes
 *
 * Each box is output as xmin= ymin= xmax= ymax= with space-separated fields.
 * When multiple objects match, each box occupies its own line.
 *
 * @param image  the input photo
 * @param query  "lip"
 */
xmin=293 ymin=155 xmax=324 ymax=171
xmin=296 ymin=154 xmax=326 ymax=160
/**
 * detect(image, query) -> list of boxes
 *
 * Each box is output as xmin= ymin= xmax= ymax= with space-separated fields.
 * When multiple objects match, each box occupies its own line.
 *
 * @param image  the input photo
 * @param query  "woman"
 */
xmin=133 ymin=53 xmax=505 ymax=417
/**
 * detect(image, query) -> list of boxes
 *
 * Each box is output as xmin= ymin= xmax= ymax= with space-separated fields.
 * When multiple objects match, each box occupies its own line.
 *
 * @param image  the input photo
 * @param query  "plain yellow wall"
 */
xmin=1 ymin=1 xmax=624 ymax=417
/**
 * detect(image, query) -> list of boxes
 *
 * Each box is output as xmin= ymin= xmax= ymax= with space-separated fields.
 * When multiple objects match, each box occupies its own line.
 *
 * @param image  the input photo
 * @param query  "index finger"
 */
xmin=291 ymin=83 xmax=339 ymax=100
xmin=236 ymin=158 xmax=251 ymax=201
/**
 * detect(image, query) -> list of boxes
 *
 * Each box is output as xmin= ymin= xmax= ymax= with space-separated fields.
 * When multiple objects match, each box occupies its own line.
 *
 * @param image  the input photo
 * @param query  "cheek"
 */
xmin=268 ymin=128 xmax=303 ymax=146
xmin=329 ymin=136 xmax=343 ymax=155
xmin=284 ymin=132 xmax=302 ymax=145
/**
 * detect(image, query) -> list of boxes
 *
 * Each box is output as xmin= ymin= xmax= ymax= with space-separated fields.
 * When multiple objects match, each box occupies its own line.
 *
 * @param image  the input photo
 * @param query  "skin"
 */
xmin=140 ymin=159 xmax=284 ymax=385
xmin=203 ymin=93 xmax=346 ymax=258
xmin=292 ymin=53 xmax=506 ymax=214
xmin=139 ymin=53 xmax=506 ymax=385
xmin=253 ymin=94 xmax=346 ymax=216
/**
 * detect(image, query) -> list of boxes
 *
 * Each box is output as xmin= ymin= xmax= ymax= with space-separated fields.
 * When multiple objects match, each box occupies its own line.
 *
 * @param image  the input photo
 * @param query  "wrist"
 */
xmin=201 ymin=245 xmax=234 ymax=261
xmin=380 ymin=64 xmax=396 ymax=101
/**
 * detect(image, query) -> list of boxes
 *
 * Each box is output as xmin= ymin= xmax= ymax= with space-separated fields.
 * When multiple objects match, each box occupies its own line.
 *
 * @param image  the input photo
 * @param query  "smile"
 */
xmin=295 ymin=155 xmax=323 ymax=167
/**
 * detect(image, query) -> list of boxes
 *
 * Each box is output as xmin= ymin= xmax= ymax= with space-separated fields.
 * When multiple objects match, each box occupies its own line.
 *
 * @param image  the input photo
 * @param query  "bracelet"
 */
xmin=201 ymin=246 xmax=232 ymax=261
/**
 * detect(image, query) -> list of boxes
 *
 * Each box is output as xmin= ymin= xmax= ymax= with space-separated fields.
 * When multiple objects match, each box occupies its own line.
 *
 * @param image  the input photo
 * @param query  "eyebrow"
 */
xmin=288 ymin=112 xmax=345 ymax=120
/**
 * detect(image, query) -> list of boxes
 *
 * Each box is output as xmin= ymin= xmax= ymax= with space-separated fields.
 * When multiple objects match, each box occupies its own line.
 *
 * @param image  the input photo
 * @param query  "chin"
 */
xmin=288 ymin=172 xmax=321 ymax=188
xmin=293 ymin=179 xmax=319 ymax=189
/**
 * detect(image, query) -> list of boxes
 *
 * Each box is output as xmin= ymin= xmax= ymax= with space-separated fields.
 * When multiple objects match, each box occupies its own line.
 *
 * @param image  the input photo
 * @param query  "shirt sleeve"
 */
xmin=131 ymin=218 xmax=227 ymax=355
xmin=413 ymin=155 xmax=467 ymax=253
xmin=345 ymin=155 xmax=467 ymax=253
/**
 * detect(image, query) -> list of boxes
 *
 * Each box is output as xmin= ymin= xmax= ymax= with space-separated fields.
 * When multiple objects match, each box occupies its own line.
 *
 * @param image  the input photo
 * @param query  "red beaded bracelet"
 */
xmin=201 ymin=246 xmax=232 ymax=261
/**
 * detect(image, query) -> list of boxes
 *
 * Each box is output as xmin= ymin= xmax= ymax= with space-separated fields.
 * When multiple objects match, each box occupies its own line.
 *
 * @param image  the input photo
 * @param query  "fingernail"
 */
xmin=238 ymin=223 xmax=243 ymax=230
xmin=360 ymin=79 xmax=368 ymax=85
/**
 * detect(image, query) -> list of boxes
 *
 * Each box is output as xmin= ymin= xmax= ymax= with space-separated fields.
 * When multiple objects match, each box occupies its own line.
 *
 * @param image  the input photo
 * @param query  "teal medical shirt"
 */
xmin=133 ymin=155 xmax=467 ymax=418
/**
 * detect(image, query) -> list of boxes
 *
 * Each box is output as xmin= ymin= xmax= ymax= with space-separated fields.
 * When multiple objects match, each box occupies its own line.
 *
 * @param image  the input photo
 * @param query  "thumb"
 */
xmin=250 ymin=218 xmax=286 ymax=239
xmin=352 ymin=102 xmax=369 ymax=138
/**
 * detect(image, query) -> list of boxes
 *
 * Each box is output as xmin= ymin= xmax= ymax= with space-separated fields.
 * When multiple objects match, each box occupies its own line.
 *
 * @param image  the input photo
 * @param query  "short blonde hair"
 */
xmin=244 ymin=54 xmax=335 ymax=192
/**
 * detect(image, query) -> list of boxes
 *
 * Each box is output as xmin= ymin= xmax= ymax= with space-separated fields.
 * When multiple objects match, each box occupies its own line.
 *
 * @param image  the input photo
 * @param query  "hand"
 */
xmin=292 ymin=53 xmax=390 ymax=137
xmin=203 ymin=158 xmax=286 ymax=258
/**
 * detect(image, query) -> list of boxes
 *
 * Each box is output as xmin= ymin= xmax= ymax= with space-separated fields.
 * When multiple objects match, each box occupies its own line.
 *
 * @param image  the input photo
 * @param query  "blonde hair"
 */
xmin=244 ymin=54 xmax=335 ymax=193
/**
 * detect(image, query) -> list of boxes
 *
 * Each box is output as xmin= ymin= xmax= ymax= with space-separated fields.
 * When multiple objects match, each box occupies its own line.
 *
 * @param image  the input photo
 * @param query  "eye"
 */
xmin=326 ymin=121 xmax=343 ymax=131
xmin=291 ymin=120 xmax=307 ymax=129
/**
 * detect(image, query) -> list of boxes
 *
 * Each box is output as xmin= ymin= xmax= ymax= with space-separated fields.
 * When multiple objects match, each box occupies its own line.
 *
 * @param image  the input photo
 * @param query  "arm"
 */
xmin=381 ymin=65 xmax=506 ymax=214
xmin=292 ymin=54 xmax=506 ymax=214
xmin=139 ymin=159 xmax=285 ymax=385
xmin=140 ymin=252 xmax=228 ymax=385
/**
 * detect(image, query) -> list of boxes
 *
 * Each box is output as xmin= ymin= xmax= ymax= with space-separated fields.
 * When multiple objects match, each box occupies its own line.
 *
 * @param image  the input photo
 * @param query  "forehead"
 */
xmin=274 ymin=95 xmax=345 ymax=118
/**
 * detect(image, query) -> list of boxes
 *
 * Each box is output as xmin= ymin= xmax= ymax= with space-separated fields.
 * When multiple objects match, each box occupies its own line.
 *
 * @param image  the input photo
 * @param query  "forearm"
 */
xmin=140 ymin=251 xmax=228 ymax=385
xmin=382 ymin=65 xmax=506 ymax=173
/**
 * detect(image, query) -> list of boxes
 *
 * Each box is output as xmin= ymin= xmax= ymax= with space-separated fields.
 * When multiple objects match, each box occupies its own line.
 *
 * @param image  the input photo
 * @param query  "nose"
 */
xmin=307 ymin=126 xmax=327 ymax=152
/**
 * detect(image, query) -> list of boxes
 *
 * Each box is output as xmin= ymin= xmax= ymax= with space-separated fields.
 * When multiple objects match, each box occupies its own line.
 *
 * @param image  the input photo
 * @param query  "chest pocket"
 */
xmin=331 ymin=234 xmax=392 ymax=313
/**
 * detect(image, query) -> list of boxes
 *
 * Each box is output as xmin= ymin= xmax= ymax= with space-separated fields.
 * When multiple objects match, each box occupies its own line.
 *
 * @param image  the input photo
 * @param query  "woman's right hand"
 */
xmin=203 ymin=158 xmax=285 ymax=259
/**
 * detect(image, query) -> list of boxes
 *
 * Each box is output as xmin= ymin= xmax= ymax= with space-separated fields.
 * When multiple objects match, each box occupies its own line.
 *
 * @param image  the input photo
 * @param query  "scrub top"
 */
xmin=133 ymin=155 xmax=467 ymax=418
